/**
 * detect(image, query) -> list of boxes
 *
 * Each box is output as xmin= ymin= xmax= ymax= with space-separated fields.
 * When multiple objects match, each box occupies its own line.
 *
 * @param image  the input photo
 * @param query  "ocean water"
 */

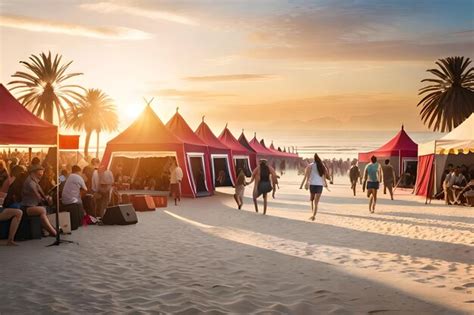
xmin=280 ymin=130 xmax=443 ymax=160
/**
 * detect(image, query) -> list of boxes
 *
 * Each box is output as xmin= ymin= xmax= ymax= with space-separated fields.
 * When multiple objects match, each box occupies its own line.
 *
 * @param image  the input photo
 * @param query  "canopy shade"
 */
xmin=358 ymin=126 xmax=418 ymax=162
xmin=418 ymin=114 xmax=474 ymax=156
xmin=0 ymin=83 xmax=57 ymax=145
xmin=195 ymin=120 xmax=229 ymax=151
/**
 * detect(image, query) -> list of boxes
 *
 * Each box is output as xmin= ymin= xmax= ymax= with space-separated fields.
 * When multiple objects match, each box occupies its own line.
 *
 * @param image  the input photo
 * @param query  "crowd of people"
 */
xmin=441 ymin=163 xmax=474 ymax=206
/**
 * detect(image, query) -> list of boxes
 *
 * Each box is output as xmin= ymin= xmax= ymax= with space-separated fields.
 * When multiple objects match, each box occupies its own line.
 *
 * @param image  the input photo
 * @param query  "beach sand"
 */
xmin=1 ymin=173 xmax=472 ymax=314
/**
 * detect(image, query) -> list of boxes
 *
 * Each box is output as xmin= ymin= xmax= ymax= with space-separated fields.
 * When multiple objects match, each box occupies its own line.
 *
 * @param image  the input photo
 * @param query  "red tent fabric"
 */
xmin=237 ymin=132 xmax=258 ymax=170
xmin=101 ymin=105 xmax=197 ymax=197
xmin=249 ymin=134 xmax=276 ymax=157
xmin=414 ymin=154 xmax=434 ymax=197
xmin=269 ymin=142 xmax=292 ymax=158
xmin=219 ymin=127 xmax=256 ymax=171
xmin=59 ymin=135 xmax=80 ymax=150
xmin=195 ymin=120 xmax=236 ymax=186
xmin=166 ymin=112 xmax=213 ymax=195
xmin=358 ymin=126 xmax=418 ymax=162
xmin=0 ymin=84 xmax=57 ymax=145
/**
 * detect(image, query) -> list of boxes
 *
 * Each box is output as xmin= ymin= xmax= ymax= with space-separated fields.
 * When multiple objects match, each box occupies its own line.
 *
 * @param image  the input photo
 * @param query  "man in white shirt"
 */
xmin=62 ymin=165 xmax=87 ymax=208
xmin=92 ymin=164 xmax=114 ymax=218
xmin=169 ymin=160 xmax=183 ymax=205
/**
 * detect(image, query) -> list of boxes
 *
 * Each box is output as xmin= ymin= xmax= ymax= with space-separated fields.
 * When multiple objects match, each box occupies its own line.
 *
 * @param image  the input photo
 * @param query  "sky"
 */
xmin=0 ymin=0 xmax=473 ymax=151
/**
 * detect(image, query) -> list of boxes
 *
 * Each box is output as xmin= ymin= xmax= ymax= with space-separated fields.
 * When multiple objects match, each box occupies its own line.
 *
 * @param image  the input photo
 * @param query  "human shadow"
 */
xmin=382 ymin=211 xmax=474 ymax=225
xmin=175 ymin=196 xmax=473 ymax=265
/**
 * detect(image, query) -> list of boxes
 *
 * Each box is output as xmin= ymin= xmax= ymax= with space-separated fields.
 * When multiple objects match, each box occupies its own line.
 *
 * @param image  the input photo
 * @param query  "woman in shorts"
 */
xmin=234 ymin=168 xmax=246 ymax=209
xmin=363 ymin=155 xmax=382 ymax=213
xmin=300 ymin=153 xmax=328 ymax=221
xmin=247 ymin=160 xmax=277 ymax=215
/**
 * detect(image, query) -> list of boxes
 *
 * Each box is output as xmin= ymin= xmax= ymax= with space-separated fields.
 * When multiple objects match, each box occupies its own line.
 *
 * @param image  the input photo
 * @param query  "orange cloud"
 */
xmin=0 ymin=14 xmax=152 ymax=40
xmin=183 ymin=74 xmax=277 ymax=82
xmin=156 ymin=89 xmax=236 ymax=100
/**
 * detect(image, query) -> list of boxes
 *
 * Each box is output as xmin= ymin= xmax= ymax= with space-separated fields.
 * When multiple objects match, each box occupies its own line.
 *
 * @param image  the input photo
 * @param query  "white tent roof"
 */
xmin=419 ymin=114 xmax=474 ymax=156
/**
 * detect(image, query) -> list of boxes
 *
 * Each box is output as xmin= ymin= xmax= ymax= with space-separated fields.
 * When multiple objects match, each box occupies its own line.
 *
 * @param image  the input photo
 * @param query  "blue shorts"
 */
xmin=310 ymin=185 xmax=323 ymax=194
xmin=367 ymin=181 xmax=380 ymax=190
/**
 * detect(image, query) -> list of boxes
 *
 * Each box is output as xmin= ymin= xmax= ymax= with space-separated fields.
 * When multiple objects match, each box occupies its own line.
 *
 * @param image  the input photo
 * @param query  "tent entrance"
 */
xmin=212 ymin=156 xmax=233 ymax=187
xmin=399 ymin=159 xmax=418 ymax=188
xmin=188 ymin=155 xmax=210 ymax=197
xmin=109 ymin=155 xmax=177 ymax=191
xmin=234 ymin=157 xmax=251 ymax=177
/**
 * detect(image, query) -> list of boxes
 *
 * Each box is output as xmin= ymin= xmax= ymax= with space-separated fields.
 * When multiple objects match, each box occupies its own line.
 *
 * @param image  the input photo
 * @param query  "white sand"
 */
xmin=1 ymin=173 xmax=473 ymax=314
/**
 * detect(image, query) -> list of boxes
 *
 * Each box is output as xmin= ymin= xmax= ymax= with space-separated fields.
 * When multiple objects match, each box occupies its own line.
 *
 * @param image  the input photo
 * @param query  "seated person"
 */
xmin=21 ymin=165 xmax=57 ymax=237
xmin=454 ymin=179 xmax=474 ymax=205
xmin=444 ymin=166 xmax=467 ymax=205
xmin=0 ymin=165 xmax=27 ymax=246
xmin=62 ymin=165 xmax=87 ymax=214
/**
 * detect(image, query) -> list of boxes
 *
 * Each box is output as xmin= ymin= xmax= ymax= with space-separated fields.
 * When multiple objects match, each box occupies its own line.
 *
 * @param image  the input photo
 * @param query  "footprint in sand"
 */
xmin=454 ymin=286 xmax=466 ymax=291
xmin=463 ymin=283 xmax=474 ymax=288
xmin=421 ymin=264 xmax=438 ymax=271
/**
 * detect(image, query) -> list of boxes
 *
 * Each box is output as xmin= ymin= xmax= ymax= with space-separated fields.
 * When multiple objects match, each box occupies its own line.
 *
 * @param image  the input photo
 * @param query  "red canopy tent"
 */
xmin=166 ymin=111 xmax=213 ymax=196
xmin=358 ymin=126 xmax=418 ymax=177
xmin=248 ymin=133 xmax=277 ymax=158
xmin=195 ymin=118 xmax=236 ymax=187
xmin=101 ymin=105 xmax=198 ymax=197
xmin=0 ymin=84 xmax=57 ymax=145
xmin=59 ymin=135 xmax=80 ymax=150
xmin=237 ymin=131 xmax=258 ymax=170
xmin=219 ymin=126 xmax=255 ymax=175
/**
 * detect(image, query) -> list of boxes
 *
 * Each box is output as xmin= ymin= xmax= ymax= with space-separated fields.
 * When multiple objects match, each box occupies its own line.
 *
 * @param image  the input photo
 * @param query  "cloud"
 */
xmin=80 ymin=1 xmax=197 ymax=26
xmin=242 ymin=3 xmax=474 ymax=61
xmin=183 ymin=74 xmax=277 ymax=82
xmin=0 ymin=14 xmax=152 ymax=40
xmin=156 ymin=89 xmax=236 ymax=100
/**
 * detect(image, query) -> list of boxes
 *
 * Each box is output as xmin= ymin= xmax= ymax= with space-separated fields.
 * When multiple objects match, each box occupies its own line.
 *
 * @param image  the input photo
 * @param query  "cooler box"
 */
xmin=131 ymin=195 xmax=156 ymax=212
xmin=47 ymin=212 xmax=72 ymax=234
xmin=152 ymin=196 xmax=168 ymax=208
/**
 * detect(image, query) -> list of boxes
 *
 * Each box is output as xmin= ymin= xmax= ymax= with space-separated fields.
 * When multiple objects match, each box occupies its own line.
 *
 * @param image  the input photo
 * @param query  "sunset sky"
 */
xmin=1 ymin=0 xmax=473 ymax=149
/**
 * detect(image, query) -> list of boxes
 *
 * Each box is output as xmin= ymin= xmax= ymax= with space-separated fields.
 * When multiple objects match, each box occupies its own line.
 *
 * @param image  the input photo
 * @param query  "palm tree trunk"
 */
xmin=96 ymin=130 xmax=100 ymax=159
xmin=84 ymin=131 xmax=92 ymax=158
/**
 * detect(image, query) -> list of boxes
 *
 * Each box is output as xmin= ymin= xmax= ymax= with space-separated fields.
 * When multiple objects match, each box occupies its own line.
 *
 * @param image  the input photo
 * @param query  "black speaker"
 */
xmin=102 ymin=204 xmax=138 ymax=225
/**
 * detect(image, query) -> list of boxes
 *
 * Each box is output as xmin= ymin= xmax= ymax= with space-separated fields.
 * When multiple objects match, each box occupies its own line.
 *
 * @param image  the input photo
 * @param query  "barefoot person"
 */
xmin=233 ymin=168 xmax=246 ymax=209
xmin=301 ymin=153 xmax=328 ymax=221
xmin=382 ymin=159 xmax=396 ymax=200
xmin=0 ymin=165 xmax=27 ymax=246
xmin=247 ymin=159 xmax=277 ymax=215
xmin=363 ymin=156 xmax=382 ymax=213
xmin=349 ymin=160 xmax=360 ymax=197
xmin=21 ymin=164 xmax=57 ymax=237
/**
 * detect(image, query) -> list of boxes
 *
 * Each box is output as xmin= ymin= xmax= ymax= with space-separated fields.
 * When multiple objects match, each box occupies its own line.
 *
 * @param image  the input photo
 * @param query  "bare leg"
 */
xmin=253 ymin=197 xmax=258 ymax=212
xmin=0 ymin=208 xmax=23 ymax=245
xmin=310 ymin=193 xmax=321 ymax=221
xmin=233 ymin=194 xmax=240 ymax=208
xmin=368 ymin=189 xmax=374 ymax=212
xmin=372 ymin=189 xmax=378 ymax=212
xmin=263 ymin=193 xmax=268 ymax=215
xmin=27 ymin=207 xmax=57 ymax=236
xmin=384 ymin=184 xmax=387 ymax=194
xmin=388 ymin=185 xmax=394 ymax=200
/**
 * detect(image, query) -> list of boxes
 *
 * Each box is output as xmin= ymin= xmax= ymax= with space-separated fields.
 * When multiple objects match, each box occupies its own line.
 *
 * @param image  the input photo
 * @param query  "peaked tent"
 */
xmin=0 ymin=84 xmax=57 ymax=145
xmin=166 ymin=111 xmax=213 ymax=196
xmin=219 ymin=126 xmax=255 ymax=176
xmin=416 ymin=114 xmax=474 ymax=197
xmin=358 ymin=126 xmax=418 ymax=177
xmin=195 ymin=119 xmax=236 ymax=187
xmin=249 ymin=134 xmax=277 ymax=159
xmin=102 ymin=105 xmax=197 ymax=198
xmin=238 ymin=131 xmax=258 ymax=170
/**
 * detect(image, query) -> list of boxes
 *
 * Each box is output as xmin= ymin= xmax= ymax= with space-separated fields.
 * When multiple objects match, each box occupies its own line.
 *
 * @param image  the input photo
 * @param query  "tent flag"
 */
xmin=59 ymin=135 xmax=80 ymax=150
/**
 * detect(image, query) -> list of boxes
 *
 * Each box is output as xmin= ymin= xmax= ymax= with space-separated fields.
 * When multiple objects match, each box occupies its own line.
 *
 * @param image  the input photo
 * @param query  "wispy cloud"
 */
xmin=183 ymin=74 xmax=277 ymax=82
xmin=156 ymin=89 xmax=235 ymax=100
xmin=0 ymin=14 xmax=152 ymax=40
xmin=80 ymin=2 xmax=197 ymax=26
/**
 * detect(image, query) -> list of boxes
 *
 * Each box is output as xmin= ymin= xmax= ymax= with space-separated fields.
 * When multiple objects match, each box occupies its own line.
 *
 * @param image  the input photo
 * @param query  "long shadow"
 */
xmin=174 ymin=197 xmax=473 ymax=264
xmin=382 ymin=211 xmax=474 ymax=225
xmin=318 ymin=211 xmax=474 ymax=232
xmin=275 ymin=192 xmax=423 ymax=207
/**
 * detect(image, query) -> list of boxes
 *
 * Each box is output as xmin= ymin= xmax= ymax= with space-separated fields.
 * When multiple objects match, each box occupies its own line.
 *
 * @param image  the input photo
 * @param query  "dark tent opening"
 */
xmin=109 ymin=156 xmax=176 ymax=191
xmin=235 ymin=158 xmax=251 ymax=177
xmin=213 ymin=157 xmax=233 ymax=187
xmin=189 ymin=156 xmax=209 ymax=195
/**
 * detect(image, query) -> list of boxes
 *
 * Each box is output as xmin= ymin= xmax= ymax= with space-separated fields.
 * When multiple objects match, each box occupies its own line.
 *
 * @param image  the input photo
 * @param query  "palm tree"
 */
xmin=8 ymin=52 xmax=83 ymax=123
xmin=65 ymin=89 xmax=119 ymax=157
xmin=418 ymin=56 xmax=474 ymax=132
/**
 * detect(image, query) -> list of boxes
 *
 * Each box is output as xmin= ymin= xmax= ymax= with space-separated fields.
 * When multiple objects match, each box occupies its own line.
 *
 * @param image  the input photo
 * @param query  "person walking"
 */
xmin=169 ymin=159 xmax=183 ymax=206
xmin=363 ymin=156 xmax=382 ymax=213
xmin=349 ymin=160 xmax=360 ymax=196
xmin=300 ymin=153 xmax=328 ymax=221
xmin=382 ymin=159 xmax=396 ymax=200
xmin=233 ymin=168 xmax=246 ymax=209
xmin=247 ymin=159 xmax=277 ymax=215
